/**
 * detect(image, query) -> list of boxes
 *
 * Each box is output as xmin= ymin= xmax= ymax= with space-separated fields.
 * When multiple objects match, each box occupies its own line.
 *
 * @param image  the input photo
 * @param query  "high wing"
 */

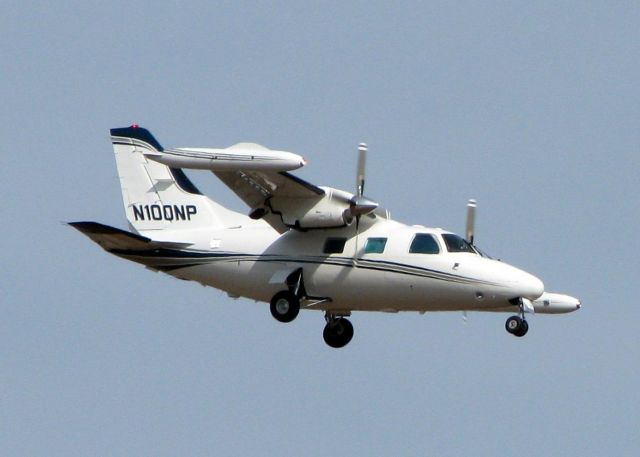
xmin=213 ymin=170 xmax=386 ymax=233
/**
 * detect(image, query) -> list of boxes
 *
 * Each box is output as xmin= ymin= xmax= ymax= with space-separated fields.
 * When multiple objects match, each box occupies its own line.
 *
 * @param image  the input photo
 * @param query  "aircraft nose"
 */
xmin=516 ymin=272 xmax=545 ymax=300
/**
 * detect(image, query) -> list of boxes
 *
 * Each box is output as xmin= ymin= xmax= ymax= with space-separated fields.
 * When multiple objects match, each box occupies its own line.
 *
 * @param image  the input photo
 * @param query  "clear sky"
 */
xmin=2 ymin=2 xmax=639 ymax=456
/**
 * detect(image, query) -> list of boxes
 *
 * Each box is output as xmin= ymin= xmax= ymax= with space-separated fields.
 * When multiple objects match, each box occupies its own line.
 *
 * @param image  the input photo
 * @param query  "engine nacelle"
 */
xmin=265 ymin=186 xmax=383 ymax=230
xmin=287 ymin=210 xmax=350 ymax=229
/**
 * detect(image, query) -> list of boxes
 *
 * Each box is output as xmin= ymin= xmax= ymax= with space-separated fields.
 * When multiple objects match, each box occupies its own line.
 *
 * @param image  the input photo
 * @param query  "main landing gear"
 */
xmin=505 ymin=298 xmax=529 ymax=337
xmin=269 ymin=269 xmax=305 ymax=323
xmin=269 ymin=290 xmax=300 ymax=323
xmin=323 ymin=312 xmax=353 ymax=348
xmin=269 ymin=269 xmax=352 ymax=348
xmin=269 ymin=291 xmax=353 ymax=348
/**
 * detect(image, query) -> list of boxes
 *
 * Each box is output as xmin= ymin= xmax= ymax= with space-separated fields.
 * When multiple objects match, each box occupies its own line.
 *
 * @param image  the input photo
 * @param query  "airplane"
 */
xmin=70 ymin=125 xmax=581 ymax=348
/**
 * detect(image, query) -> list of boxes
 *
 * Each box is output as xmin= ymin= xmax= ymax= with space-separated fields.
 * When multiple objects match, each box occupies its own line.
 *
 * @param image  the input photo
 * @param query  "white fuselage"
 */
xmin=147 ymin=216 xmax=566 ymax=314
xmin=73 ymin=125 xmax=581 ymax=349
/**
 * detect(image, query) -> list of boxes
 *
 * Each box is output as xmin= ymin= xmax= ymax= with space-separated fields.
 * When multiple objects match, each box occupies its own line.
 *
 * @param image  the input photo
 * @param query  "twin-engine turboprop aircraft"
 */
xmin=71 ymin=126 xmax=580 ymax=348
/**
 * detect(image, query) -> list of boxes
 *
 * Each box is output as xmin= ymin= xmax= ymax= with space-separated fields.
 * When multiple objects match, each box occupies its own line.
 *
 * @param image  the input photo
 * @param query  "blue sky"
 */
xmin=2 ymin=2 xmax=639 ymax=456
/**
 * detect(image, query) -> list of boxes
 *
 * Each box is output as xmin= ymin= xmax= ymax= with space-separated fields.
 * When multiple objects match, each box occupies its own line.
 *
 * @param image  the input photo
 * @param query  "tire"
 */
xmin=514 ymin=319 xmax=529 ymax=337
xmin=505 ymin=315 xmax=523 ymax=335
xmin=269 ymin=291 xmax=300 ymax=323
xmin=322 ymin=318 xmax=354 ymax=348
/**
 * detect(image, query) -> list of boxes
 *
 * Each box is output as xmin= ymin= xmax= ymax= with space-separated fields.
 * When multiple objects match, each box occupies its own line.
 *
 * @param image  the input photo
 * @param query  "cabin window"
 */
xmin=442 ymin=233 xmax=476 ymax=253
xmin=364 ymin=237 xmax=387 ymax=254
xmin=409 ymin=234 xmax=440 ymax=254
xmin=324 ymin=238 xmax=347 ymax=254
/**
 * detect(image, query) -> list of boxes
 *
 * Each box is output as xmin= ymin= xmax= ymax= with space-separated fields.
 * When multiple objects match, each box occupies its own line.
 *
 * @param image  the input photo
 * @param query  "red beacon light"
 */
xmin=131 ymin=123 xmax=139 ymax=129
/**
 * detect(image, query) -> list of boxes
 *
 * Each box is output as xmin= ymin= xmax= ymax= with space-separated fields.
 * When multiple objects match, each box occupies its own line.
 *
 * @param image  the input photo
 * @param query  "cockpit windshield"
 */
xmin=441 ymin=233 xmax=477 ymax=254
xmin=473 ymin=245 xmax=493 ymax=259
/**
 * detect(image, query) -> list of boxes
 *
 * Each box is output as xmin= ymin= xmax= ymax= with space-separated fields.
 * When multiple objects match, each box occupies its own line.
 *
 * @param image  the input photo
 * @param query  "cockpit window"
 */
xmin=442 ymin=233 xmax=476 ymax=253
xmin=473 ymin=245 xmax=493 ymax=259
xmin=409 ymin=234 xmax=440 ymax=254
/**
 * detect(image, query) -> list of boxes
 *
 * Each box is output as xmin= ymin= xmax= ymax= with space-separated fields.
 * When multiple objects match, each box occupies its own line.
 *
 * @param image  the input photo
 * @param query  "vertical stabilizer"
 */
xmin=110 ymin=126 xmax=243 ymax=234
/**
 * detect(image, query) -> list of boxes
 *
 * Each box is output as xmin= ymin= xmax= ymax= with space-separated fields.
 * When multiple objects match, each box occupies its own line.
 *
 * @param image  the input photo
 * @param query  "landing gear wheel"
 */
xmin=323 ymin=318 xmax=354 ymax=348
xmin=505 ymin=315 xmax=529 ymax=337
xmin=269 ymin=291 xmax=300 ymax=323
xmin=505 ymin=315 xmax=523 ymax=335
xmin=515 ymin=319 xmax=529 ymax=337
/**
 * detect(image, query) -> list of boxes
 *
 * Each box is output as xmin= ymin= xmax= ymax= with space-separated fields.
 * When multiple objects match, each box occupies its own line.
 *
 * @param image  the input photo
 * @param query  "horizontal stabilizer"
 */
xmin=69 ymin=221 xmax=191 ymax=251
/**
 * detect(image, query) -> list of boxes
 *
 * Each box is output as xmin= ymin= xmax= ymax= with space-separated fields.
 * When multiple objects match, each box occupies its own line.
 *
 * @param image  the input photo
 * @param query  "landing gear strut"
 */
xmin=323 ymin=312 xmax=354 ymax=348
xmin=505 ymin=298 xmax=529 ymax=337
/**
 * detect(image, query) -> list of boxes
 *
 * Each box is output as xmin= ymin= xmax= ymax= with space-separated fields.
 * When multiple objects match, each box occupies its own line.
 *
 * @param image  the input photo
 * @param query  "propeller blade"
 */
xmin=465 ymin=199 xmax=476 ymax=244
xmin=356 ymin=143 xmax=367 ymax=197
xmin=354 ymin=143 xmax=370 ymax=265
xmin=345 ymin=142 xmax=378 ymax=223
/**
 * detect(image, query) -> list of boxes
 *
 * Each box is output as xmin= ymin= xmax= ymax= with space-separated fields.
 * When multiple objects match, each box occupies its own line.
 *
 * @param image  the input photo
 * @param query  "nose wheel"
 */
xmin=505 ymin=315 xmax=528 ymax=337
xmin=505 ymin=298 xmax=529 ymax=337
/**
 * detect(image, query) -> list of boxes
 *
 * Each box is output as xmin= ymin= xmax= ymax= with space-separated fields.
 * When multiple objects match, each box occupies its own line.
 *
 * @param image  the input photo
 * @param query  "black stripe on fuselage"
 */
xmin=107 ymin=248 xmax=497 ymax=286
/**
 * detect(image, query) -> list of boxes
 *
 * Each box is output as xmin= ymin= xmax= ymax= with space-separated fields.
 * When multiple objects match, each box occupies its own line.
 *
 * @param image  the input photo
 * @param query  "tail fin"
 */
xmin=110 ymin=126 xmax=243 ymax=233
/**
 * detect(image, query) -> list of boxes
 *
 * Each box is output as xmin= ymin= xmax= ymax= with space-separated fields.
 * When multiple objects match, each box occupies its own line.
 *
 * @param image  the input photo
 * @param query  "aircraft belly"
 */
xmin=382 ymin=271 xmax=466 ymax=311
xmin=306 ymin=264 xmax=483 ymax=312
xmin=168 ymin=254 xmax=512 ymax=313
xmin=306 ymin=263 xmax=389 ymax=309
xmin=238 ymin=260 xmax=290 ymax=302
xmin=171 ymin=261 xmax=239 ymax=292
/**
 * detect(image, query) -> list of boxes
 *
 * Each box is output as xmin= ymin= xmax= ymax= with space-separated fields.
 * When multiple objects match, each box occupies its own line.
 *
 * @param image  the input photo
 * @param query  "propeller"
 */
xmin=345 ymin=143 xmax=379 ymax=223
xmin=356 ymin=142 xmax=367 ymax=197
xmin=345 ymin=143 xmax=379 ymax=263
xmin=464 ymin=198 xmax=493 ymax=260
xmin=463 ymin=198 xmax=477 ymax=322
xmin=465 ymin=199 xmax=477 ymax=244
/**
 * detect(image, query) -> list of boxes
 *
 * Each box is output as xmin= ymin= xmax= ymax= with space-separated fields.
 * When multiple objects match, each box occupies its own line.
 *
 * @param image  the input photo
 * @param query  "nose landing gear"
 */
xmin=505 ymin=315 xmax=528 ymax=337
xmin=505 ymin=298 xmax=529 ymax=337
